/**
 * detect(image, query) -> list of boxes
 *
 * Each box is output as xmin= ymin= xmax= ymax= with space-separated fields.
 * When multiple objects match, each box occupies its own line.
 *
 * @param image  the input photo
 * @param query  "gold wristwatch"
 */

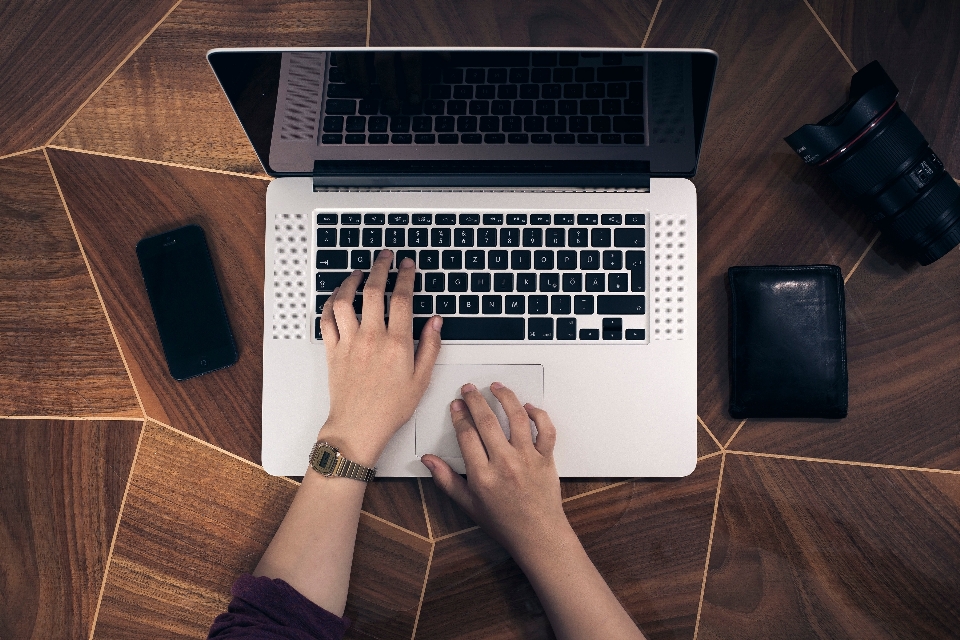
xmin=309 ymin=441 xmax=376 ymax=482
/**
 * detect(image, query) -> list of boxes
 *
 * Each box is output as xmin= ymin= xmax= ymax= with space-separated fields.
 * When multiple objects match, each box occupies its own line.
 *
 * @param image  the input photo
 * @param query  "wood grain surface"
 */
xmin=94 ymin=422 xmax=432 ymax=640
xmin=645 ymin=0 xmax=876 ymax=445
xmin=52 ymin=0 xmax=367 ymax=175
xmin=698 ymin=453 xmax=960 ymax=639
xmin=731 ymin=245 xmax=960 ymax=468
xmin=0 ymin=151 xmax=140 ymax=417
xmin=370 ymin=0 xmax=658 ymax=47
xmin=0 ymin=419 xmax=141 ymax=640
xmin=0 ymin=0 xmax=177 ymax=157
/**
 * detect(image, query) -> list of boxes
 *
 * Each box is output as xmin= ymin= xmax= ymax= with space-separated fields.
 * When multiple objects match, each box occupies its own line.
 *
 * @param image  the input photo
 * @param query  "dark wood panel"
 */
xmin=363 ymin=479 xmax=429 ymax=538
xmin=52 ymin=0 xmax=367 ymax=175
xmin=731 ymin=246 xmax=960 ymax=468
xmin=809 ymin=0 xmax=960 ymax=173
xmin=0 ymin=0 xmax=177 ymax=156
xmin=370 ymin=0 xmax=658 ymax=46
xmin=417 ymin=456 xmax=720 ymax=640
xmin=0 ymin=419 xmax=141 ymax=640
xmin=0 ymin=151 xmax=140 ymax=417
xmin=94 ymin=422 xmax=432 ymax=640
xmin=699 ymin=454 xmax=960 ymax=639
xmin=646 ymin=0 xmax=877 ymax=445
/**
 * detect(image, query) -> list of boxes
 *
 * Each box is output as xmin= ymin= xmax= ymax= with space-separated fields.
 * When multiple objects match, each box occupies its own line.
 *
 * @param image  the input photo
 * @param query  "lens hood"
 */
xmin=785 ymin=61 xmax=899 ymax=165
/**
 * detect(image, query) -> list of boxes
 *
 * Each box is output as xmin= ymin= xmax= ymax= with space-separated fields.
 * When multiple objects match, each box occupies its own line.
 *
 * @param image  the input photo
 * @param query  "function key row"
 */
xmin=317 ymin=213 xmax=645 ymax=226
xmin=317 ymin=227 xmax=646 ymax=249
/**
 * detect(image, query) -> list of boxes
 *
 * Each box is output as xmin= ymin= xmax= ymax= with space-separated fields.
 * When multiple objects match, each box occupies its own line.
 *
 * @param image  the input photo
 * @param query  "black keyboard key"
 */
xmin=447 ymin=272 xmax=468 ymax=292
xmin=532 ymin=133 xmax=551 ymax=144
xmin=580 ymin=328 xmax=599 ymax=340
xmin=464 ymin=130 xmax=484 ymax=143
xmin=414 ymin=272 xmax=422 ymax=292
xmin=455 ymin=228 xmax=475 ymax=247
xmin=497 ymin=84 xmax=518 ymax=99
xmin=536 ymin=101 xmax=556 ymax=116
xmin=568 ymin=228 xmax=588 ymax=247
xmin=520 ymin=84 xmax=539 ymax=100
xmin=482 ymin=295 xmax=502 ymax=314
xmin=517 ymin=273 xmax=537 ymax=292
xmin=586 ymin=83 xmax=605 ymax=99
xmin=438 ymin=133 xmax=459 ymax=144
xmin=325 ymin=99 xmax=356 ymax=115
xmin=580 ymin=100 xmax=600 ymax=115
xmin=432 ymin=214 xmax=454 ymax=226
xmin=317 ymin=213 xmax=338 ymax=225
xmin=502 ymin=116 xmax=522 ymax=132
xmin=500 ymin=228 xmax=520 ymax=247
xmin=396 ymin=250 xmax=416 ymax=266
xmin=476 ymin=86 xmax=495 ymax=100
xmin=524 ymin=116 xmax=545 ymax=132
xmin=442 ymin=250 xmax=462 ymax=270
xmin=602 ymin=99 xmax=621 ymax=116
xmin=415 ymin=134 xmax=436 ymax=144
xmin=608 ymin=273 xmax=628 ymax=292
xmin=479 ymin=115 xmax=499 ymax=132
xmin=551 ymin=295 xmax=571 ymax=315
xmin=368 ymin=116 xmax=388 ymax=132
xmin=523 ymin=228 xmax=543 ymax=246
xmin=469 ymin=101 xmax=489 ymax=116
xmin=424 ymin=99 xmax=445 ymax=114
xmin=345 ymin=133 xmax=365 ymax=144
xmin=342 ymin=213 xmax=362 ymax=225
xmin=508 ymin=133 xmax=529 ymax=144
xmin=631 ymin=270 xmax=645 ymax=292
xmin=317 ymin=228 xmax=337 ymax=247
xmin=457 ymin=115 xmax=478 ymax=132
xmin=340 ymin=228 xmax=359 ymax=247
xmin=557 ymin=250 xmax=577 ymax=270
xmin=626 ymin=214 xmax=645 ymax=225
xmin=613 ymin=116 xmax=644 ymax=133
xmin=413 ymin=213 xmax=432 ymax=225
xmin=483 ymin=214 xmax=503 ymax=225
xmin=591 ymin=116 xmax=611 ymax=132
xmin=533 ymin=250 xmax=554 ymax=270
xmin=423 ymin=272 xmax=444 ymax=292
xmin=431 ymin=228 xmax=451 ymax=247
xmin=546 ymin=115 xmax=565 ymax=131
xmin=316 ymin=294 xmax=329 ymax=314
xmin=388 ymin=213 xmax=409 ymax=225
xmin=626 ymin=329 xmax=645 ymax=340
xmin=359 ymin=99 xmax=380 ymax=115
xmin=460 ymin=295 xmax=480 ymax=314
xmin=578 ymin=133 xmax=599 ymax=144
xmin=413 ymin=295 xmax=433 ymax=314
xmin=391 ymin=133 xmax=412 ymax=144
xmin=602 ymin=52 xmax=622 ymax=66
xmin=585 ymin=273 xmax=605 ymax=291
xmin=316 ymin=271 xmax=353 ymax=291
xmin=546 ymin=228 xmax=565 ymax=247
xmin=448 ymin=101 xmax=467 ymax=115
xmin=531 ymin=214 xmax=551 ymax=225
xmin=454 ymin=85 xmax=473 ymax=100
xmin=488 ymin=250 xmax=508 ymax=269
xmin=362 ymin=228 xmax=382 ymax=247
xmin=607 ymin=82 xmax=627 ymax=99
xmin=346 ymin=115 xmax=366 ymax=132
xmin=419 ymin=250 xmax=439 ymax=270
xmin=491 ymin=101 xmax=511 ymax=115
xmin=527 ymin=296 xmax=547 ymax=316
xmin=435 ymin=116 xmax=455 ymax=132
xmin=527 ymin=317 xmax=553 ymax=340
xmin=414 ymin=316 xmax=524 ymax=340
xmin=603 ymin=250 xmax=623 ymax=270
xmin=575 ymin=67 xmax=594 ymax=82
xmin=505 ymin=295 xmax=525 ymax=314
xmin=602 ymin=133 xmax=622 ymax=144
xmin=577 ymin=214 xmax=598 ymax=226
xmin=316 ymin=250 xmax=347 ymax=269
xmin=465 ymin=250 xmax=484 ymax=269
xmin=558 ymin=100 xmax=578 ymax=115
xmin=614 ymin=228 xmax=645 ymax=248
xmin=510 ymin=250 xmax=531 ymax=270
xmin=542 ymin=84 xmax=561 ymax=100
xmin=488 ymin=68 xmax=507 ymax=83
xmin=625 ymin=251 xmax=645 ymax=270
xmin=591 ymin=228 xmax=611 ymax=247
xmin=385 ymin=228 xmax=404 ymax=247
xmin=597 ymin=66 xmax=642 ymax=81
xmin=539 ymin=273 xmax=560 ymax=292
xmin=412 ymin=116 xmax=432 ymax=132
xmin=597 ymin=295 xmax=644 ymax=315
xmin=443 ymin=68 xmax=463 ymax=83
xmin=563 ymin=273 xmax=582 ymax=292
xmin=436 ymin=295 xmax=456 ymax=314
xmin=471 ymin=273 xmax=491 ymax=292
xmin=506 ymin=214 xmax=527 ymax=225
xmin=323 ymin=116 xmax=344 ymax=132
xmin=557 ymin=318 xmax=576 ymax=340
xmin=351 ymin=250 xmax=371 ymax=269
xmin=408 ymin=228 xmax=428 ymax=247
xmin=574 ymin=295 xmax=594 ymax=315
xmin=494 ymin=273 xmax=514 ymax=292
xmin=363 ymin=213 xmax=385 ymax=225
xmin=509 ymin=68 xmax=529 ymax=83
xmin=459 ymin=214 xmax=480 ymax=225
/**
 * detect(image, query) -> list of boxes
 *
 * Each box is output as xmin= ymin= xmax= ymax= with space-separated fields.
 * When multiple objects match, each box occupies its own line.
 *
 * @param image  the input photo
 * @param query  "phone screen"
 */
xmin=136 ymin=225 xmax=238 ymax=380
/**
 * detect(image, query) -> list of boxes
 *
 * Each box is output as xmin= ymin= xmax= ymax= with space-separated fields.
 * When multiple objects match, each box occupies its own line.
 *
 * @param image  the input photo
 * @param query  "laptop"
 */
xmin=208 ymin=47 xmax=717 ymax=477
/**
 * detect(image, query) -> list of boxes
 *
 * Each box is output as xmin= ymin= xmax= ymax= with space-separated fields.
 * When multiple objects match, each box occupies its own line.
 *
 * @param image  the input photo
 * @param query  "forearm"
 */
xmin=515 ymin=524 xmax=646 ymax=640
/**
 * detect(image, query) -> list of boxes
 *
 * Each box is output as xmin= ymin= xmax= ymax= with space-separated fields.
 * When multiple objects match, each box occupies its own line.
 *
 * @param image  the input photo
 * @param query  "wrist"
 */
xmin=315 ymin=423 xmax=386 ymax=468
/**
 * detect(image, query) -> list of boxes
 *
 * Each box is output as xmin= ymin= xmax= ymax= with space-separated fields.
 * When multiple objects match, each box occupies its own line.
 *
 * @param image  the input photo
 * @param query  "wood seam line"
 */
xmin=0 ymin=415 xmax=140 ymax=421
xmin=417 ymin=477 xmax=435 ymax=540
xmin=433 ymin=525 xmax=480 ymax=542
xmin=802 ymin=0 xmax=857 ymax=73
xmin=43 ymin=148 xmax=148 ymax=420
xmin=726 ymin=449 xmax=960 ymax=475
xmin=640 ymin=0 xmax=664 ymax=48
xmin=410 ymin=541 xmax=435 ymax=640
xmin=361 ymin=510 xmax=431 ymax=543
xmin=0 ymin=146 xmax=45 ymax=161
xmin=697 ymin=415 xmax=724 ymax=450
xmin=365 ymin=0 xmax=372 ymax=47
xmin=88 ymin=419 xmax=147 ymax=640
xmin=844 ymin=230 xmax=881 ymax=284
xmin=692 ymin=451 xmax=726 ymax=640
xmin=46 ymin=145 xmax=273 ymax=181
xmin=561 ymin=479 xmax=633 ymax=504
xmin=723 ymin=419 xmax=747 ymax=448
xmin=698 ymin=450 xmax=722 ymax=462
xmin=45 ymin=0 xmax=185 ymax=146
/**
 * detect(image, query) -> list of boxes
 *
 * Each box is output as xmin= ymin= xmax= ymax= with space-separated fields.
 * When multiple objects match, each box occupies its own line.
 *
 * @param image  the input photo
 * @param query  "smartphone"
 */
xmin=136 ymin=224 xmax=238 ymax=380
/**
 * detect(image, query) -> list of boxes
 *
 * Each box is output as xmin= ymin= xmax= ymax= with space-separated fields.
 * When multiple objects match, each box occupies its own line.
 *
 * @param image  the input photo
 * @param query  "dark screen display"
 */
xmin=137 ymin=226 xmax=237 ymax=380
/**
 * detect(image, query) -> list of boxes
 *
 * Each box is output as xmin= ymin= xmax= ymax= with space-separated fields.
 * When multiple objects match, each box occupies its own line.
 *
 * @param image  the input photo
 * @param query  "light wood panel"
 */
xmin=699 ymin=453 xmax=960 ymax=638
xmin=52 ymin=0 xmax=367 ymax=175
xmin=0 ymin=419 xmax=141 ymax=640
xmin=0 ymin=151 xmax=139 ymax=417
xmin=0 ymin=0 xmax=177 ymax=156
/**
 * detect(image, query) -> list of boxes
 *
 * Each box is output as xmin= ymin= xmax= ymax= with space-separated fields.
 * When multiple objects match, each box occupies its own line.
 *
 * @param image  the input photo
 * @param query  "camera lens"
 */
xmin=786 ymin=61 xmax=960 ymax=265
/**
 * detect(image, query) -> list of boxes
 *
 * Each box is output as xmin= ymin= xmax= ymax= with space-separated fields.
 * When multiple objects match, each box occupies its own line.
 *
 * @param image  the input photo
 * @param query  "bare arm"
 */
xmin=253 ymin=250 xmax=442 ymax=616
xmin=421 ymin=384 xmax=646 ymax=640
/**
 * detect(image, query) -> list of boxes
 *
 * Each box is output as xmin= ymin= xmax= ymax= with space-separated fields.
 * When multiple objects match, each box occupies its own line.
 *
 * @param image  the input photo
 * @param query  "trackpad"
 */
xmin=415 ymin=364 xmax=544 ymax=459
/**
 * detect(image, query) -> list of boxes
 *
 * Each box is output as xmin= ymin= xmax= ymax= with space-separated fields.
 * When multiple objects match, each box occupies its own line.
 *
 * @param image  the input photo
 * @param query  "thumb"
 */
xmin=414 ymin=315 xmax=443 ymax=387
xmin=421 ymin=454 xmax=474 ymax=516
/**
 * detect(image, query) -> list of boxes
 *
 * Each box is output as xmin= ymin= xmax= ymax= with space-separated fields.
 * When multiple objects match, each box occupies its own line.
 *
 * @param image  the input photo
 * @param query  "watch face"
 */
xmin=313 ymin=444 xmax=338 ymax=475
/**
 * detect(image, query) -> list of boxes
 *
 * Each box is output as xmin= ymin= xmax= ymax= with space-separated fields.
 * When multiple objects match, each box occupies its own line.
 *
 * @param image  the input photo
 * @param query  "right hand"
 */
xmin=421 ymin=382 xmax=570 ymax=561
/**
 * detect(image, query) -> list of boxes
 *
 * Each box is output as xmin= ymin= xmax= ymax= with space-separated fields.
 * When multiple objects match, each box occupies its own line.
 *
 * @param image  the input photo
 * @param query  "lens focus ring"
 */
xmin=885 ymin=173 xmax=960 ymax=247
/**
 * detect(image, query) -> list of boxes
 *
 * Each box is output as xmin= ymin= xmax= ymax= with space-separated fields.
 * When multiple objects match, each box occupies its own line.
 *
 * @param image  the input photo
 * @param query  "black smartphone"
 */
xmin=136 ymin=224 xmax=238 ymax=381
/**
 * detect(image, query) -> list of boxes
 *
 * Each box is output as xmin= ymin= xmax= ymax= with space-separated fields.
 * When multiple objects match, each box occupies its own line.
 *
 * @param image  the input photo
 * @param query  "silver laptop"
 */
xmin=208 ymin=47 xmax=717 ymax=477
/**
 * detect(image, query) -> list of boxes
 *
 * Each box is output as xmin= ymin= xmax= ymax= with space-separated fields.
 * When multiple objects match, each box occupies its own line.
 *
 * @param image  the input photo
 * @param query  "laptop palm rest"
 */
xmin=414 ymin=364 xmax=544 ymax=461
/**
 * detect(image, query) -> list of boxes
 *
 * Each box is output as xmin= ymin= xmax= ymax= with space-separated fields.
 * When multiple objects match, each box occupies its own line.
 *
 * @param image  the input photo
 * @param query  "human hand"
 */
xmin=318 ymin=250 xmax=443 ymax=467
xmin=420 ymin=383 xmax=570 ymax=562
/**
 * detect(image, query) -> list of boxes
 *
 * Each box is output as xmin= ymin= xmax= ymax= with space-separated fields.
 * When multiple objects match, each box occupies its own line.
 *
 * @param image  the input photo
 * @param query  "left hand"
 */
xmin=318 ymin=250 xmax=443 ymax=466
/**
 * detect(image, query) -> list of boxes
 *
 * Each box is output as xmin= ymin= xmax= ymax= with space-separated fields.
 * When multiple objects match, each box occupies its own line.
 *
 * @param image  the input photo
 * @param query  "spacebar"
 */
xmin=413 ymin=317 xmax=525 ymax=340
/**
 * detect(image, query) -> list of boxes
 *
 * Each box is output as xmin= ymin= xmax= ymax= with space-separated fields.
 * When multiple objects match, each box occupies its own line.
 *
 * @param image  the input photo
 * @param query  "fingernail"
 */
xmin=422 ymin=458 xmax=435 ymax=472
xmin=401 ymin=257 xmax=414 ymax=267
xmin=431 ymin=315 xmax=443 ymax=330
xmin=461 ymin=383 xmax=476 ymax=393
xmin=381 ymin=249 xmax=393 ymax=257
xmin=451 ymin=399 xmax=466 ymax=411
xmin=332 ymin=287 xmax=340 ymax=294
xmin=490 ymin=381 xmax=504 ymax=390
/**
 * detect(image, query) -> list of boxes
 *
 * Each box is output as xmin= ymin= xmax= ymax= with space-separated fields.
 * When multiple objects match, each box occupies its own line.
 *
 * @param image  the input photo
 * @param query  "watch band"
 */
xmin=309 ymin=441 xmax=376 ymax=482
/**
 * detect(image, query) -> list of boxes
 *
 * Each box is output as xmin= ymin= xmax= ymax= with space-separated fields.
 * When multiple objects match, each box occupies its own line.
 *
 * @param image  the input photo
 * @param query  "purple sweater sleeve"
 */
xmin=207 ymin=574 xmax=348 ymax=639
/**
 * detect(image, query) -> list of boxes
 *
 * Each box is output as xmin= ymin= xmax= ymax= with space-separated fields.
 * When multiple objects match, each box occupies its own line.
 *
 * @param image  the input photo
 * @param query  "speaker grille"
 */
xmin=271 ymin=211 xmax=310 ymax=339
xmin=651 ymin=212 xmax=688 ymax=340
xmin=279 ymin=52 xmax=325 ymax=141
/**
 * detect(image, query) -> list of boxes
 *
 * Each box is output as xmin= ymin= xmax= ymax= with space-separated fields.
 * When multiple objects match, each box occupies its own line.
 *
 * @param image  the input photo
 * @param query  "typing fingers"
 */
xmin=332 ymin=269 xmax=363 ymax=341
xmin=489 ymin=382 xmax=534 ymax=449
xmin=459 ymin=383 xmax=509 ymax=459
xmin=360 ymin=249 xmax=391 ymax=326
xmin=450 ymin=399 xmax=489 ymax=472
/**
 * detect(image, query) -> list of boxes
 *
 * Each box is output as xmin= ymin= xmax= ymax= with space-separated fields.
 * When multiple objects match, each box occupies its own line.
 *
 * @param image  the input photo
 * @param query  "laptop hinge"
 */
xmin=312 ymin=160 xmax=650 ymax=191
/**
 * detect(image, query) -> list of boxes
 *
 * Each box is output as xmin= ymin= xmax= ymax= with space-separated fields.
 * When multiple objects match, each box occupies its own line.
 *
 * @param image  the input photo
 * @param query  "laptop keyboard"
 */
xmin=320 ymin=52 xmax=645 ymax=147
xmin=313 ymin=211 xmax=649 ymax=342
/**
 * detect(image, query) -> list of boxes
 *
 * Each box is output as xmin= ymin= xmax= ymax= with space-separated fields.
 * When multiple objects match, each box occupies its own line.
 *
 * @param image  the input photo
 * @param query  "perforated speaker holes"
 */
xmin=272 ymin=212 xmax=309 ymax=339
xmin=652 ymin=215 xmax=686 ymax=340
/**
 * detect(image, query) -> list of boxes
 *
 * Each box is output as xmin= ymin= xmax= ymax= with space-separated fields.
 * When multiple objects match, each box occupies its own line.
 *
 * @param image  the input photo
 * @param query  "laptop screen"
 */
xmin=208 ymin=48 xmax=716 ymax=181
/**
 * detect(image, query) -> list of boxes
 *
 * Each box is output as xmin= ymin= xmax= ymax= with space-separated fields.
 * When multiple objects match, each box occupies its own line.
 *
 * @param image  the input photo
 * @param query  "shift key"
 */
xmin=317 ymin=250 xmax=347 ymax=269
xmin=316 ymin=272 xmax=354 ymax=291
xmin=597 ymin=295 xmax=645 ymax=314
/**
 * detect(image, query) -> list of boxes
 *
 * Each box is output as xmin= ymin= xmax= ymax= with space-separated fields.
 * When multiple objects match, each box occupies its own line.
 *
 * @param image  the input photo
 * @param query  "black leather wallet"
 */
xmin=728 ymin=265 xmax=848 ymax=419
